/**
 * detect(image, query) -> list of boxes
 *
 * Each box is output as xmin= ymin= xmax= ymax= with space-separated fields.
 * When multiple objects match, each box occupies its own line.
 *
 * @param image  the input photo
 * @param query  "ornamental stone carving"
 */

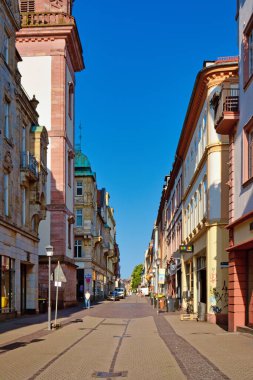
xmin=50 ymin=0 xmax=63 ymax=9
xmin=3 ymin=151 xmax=13 ymax=173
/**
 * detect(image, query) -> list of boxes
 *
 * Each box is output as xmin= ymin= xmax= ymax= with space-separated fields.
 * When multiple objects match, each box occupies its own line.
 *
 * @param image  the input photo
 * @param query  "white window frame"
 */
xmin=76 ymin=181 xmax=83 ymax=196
xmin=74 ymin=240 xmax=82 ymax=258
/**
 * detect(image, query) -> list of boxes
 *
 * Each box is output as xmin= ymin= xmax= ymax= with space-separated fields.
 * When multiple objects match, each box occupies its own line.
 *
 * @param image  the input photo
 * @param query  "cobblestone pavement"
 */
xmin=0 ymin=296 xmax=253 ymax=380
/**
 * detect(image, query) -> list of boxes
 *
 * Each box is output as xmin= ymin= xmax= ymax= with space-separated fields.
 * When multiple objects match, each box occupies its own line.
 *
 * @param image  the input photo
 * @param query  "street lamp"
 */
xmin=152 ymin=267 xmax=156 ymax=309
xmin=45 ymin=245 xmax=54 ymax=330
xmin=156 ymin=257 xmax=161 ymax=314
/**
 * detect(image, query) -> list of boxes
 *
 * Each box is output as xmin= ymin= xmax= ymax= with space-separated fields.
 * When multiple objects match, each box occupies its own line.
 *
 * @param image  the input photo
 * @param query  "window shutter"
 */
xmin=20 ymin=1 xmax=35 ymax=12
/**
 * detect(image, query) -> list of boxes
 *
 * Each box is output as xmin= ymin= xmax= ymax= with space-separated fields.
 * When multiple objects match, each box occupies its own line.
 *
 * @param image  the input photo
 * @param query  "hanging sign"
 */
xmin=168 ymin=262 xmax=177 ymax=275
xmin=158 ymin=269 xmax=166 ymax=284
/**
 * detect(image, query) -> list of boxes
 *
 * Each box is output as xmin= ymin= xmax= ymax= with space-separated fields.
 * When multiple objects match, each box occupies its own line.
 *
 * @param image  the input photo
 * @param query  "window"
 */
xmin=76 ymin=181 xmax=83 ymax=196
xmin=203 ymin=178 xmax=207 ymax=217
xmin=3 ymin=31 xmax=9 ymax=64
xmin=4 ymin=174 xmax=9 ymax=216
xmin=243 ymin=14 xmax=253 ymax=85
xmin=4 ymin=100 xmax=10 ymax=139
xmin=76 ymin=209 xmax=82 ymax=227
xmin=68 ymin=156 xmax=72 ymax=187
xmin=243 ymin=119 xmax=253 ymax=183
xmin=74 ymin=240 xmax=82 ymax=258
xmin=68 ymin=83 xmax=74 ymax=119
xmin=249 ymin=131 xmax=253 ymax=178
xmin=68 ymin=222 xmax=71 ymax=249
xmin=20 ymin=0 xmax=35 ymax=12
xmin=22 ymin=188 xmax=26 ymax=225
xmin=249 ymin=30 xmax=253 ymax=78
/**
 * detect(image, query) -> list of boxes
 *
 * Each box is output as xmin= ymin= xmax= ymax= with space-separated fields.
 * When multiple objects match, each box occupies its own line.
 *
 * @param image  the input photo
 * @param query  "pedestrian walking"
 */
xmin=84 ymin=290 xmax=91 ymax=309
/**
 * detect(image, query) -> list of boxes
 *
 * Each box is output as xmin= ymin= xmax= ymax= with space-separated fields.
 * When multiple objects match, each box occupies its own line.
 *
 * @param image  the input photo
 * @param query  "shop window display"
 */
xmin=0 ymin=256 xmax=15 ymax=313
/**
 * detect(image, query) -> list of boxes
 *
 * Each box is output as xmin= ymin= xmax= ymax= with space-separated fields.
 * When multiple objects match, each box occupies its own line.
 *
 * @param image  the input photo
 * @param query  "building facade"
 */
xmin=16 ymin=0 xmax=84 ymax=306
xmin=0 ymin=0 xmax=48 ymax=316
xmin=74 ymin=149 xmax=120 ymax=301
xmin=179 ymin=58 xmax=238 ymax=324
xmin=214 ymin=0 xmax=253 ymax=331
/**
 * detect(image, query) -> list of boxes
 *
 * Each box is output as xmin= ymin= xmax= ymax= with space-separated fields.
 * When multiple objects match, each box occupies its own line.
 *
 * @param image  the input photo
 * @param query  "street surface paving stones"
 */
xmin=0 ymin=296 xmax=253 ymax=379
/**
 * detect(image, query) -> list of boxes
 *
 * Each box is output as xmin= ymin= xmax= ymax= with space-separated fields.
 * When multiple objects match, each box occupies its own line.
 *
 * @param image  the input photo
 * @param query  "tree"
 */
xmin=131 ymin=264 xmax=143 ymax=290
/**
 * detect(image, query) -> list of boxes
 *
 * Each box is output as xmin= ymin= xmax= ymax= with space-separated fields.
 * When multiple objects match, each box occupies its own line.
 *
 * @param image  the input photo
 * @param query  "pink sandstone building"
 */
xmin=16 ymin=0 xmax=84 ymax=306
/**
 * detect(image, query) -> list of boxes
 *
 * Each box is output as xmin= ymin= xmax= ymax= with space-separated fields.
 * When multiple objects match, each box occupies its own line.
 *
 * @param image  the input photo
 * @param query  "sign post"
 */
xmin=54 ymin=261 xmax=67 ymax=328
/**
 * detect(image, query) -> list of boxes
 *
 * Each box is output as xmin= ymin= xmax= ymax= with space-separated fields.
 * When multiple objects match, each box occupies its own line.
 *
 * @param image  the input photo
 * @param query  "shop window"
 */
xmin=0 ymin=256 xmax=15 ymax=313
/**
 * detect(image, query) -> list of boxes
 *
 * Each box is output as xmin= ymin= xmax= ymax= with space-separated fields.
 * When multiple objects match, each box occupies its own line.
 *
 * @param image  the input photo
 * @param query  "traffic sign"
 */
xmin=54 ymin=263 xmax=67 ymax=283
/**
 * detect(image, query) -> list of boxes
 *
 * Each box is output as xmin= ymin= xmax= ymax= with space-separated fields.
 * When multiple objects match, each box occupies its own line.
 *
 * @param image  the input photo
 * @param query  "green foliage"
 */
xmin=131 ymin=264 xmax=143 ymax=290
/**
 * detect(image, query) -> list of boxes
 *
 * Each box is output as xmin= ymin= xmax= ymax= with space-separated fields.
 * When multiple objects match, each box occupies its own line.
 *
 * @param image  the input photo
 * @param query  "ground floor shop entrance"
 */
xmin=247 ymin=250 xmax=253 ymax=327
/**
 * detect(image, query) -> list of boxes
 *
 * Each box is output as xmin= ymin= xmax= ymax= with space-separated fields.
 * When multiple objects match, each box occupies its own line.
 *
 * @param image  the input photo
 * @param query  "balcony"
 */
xmin=20 ymin=151 xmax=39 ymax=181
xmin=20 ymin=12 xmax=75 ymax=28
xmin=214 ymin=88 xmax=239 ymax=135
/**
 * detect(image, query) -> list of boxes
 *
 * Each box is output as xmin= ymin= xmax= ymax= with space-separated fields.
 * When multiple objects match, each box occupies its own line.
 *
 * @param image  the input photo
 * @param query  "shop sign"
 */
xmin=179 ymin=244 xmax=194 ymax=253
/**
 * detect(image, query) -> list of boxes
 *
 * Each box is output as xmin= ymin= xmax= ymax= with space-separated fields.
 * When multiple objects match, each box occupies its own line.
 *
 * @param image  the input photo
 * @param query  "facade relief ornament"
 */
xmin=50 ymin=0 xmax=64 ymax=10
xmin=3 ymin=151 xmax=13 ymax=173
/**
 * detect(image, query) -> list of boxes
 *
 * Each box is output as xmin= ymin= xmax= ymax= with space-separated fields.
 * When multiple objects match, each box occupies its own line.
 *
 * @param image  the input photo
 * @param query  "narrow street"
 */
xmin=1 ymin=295 xmax=253 ymax=380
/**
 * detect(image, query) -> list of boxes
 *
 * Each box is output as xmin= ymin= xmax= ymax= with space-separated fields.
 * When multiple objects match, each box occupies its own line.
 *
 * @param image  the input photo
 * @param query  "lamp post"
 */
xmin=152 ymin=267 xmax=156 ymax=308
xmin=156 ymin=257 xmax=161 ymax=314
xmin=45 ymin=245 xmax=54 ymax=330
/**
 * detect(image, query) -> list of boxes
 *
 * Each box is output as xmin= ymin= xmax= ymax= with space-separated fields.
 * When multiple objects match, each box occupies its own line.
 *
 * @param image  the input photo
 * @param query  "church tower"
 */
xmin=16 ymin=0 xmax=84 ymax=306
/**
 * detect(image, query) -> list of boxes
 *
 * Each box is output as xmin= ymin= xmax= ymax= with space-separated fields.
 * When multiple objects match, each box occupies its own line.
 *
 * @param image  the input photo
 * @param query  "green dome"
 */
xmin=74 ymin=149 xmax=96 ymax=178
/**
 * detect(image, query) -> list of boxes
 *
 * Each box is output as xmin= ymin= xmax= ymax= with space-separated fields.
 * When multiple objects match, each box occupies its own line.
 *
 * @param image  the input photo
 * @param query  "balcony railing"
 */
xmin=214 ymin=88 xmax=239 ymax=134
xmin=20 ymin=12 xmax=75 ymax=28
xmin=21 ymin=151 xmax=39 ymax=177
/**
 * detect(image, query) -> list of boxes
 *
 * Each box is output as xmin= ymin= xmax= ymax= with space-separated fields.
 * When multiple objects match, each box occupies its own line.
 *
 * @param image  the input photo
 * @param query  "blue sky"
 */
xmin=73 ymin=0 xmax=237 ymax=279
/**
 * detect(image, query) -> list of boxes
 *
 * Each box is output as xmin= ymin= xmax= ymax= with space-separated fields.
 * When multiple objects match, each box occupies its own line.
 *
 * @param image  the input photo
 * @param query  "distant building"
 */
xmin=0 ymin=0 xmax=48 ymax=316
xmin=16 ymin=0 xmax=84 ymax=307
xmin=74 ymin=148 xmax=120 ymax=301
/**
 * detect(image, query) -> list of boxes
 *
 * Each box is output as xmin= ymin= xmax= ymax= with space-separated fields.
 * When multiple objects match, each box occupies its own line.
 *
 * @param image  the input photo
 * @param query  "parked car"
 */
xmin=107 ymin=291 xmax=120 ymax=301
xmin=115 ymin=287 xmax=125 ymax=299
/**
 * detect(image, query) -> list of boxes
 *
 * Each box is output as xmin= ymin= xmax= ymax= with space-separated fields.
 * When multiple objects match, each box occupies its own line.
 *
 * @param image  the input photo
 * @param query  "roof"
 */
xmin=74 ymin=149 xmax=96 ymax=178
